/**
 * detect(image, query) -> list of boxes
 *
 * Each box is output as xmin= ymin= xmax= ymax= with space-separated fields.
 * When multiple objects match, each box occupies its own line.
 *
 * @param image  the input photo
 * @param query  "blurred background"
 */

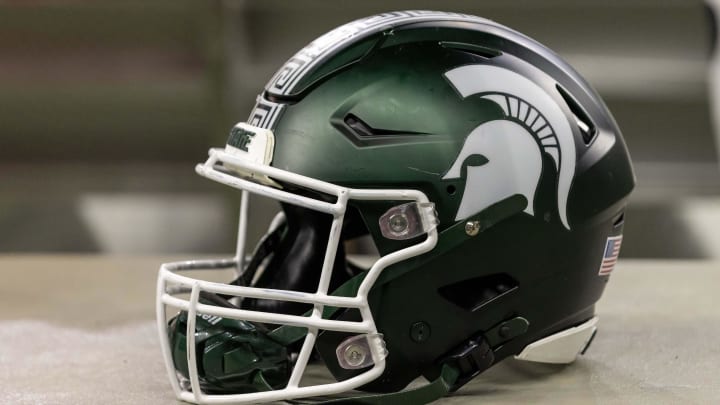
xmin=2 ymin=0 xmax=719 ymax=258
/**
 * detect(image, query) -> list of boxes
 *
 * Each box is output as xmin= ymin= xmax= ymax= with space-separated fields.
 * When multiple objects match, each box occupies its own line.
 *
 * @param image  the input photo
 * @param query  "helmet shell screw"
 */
xmin=388 ymin=213 xmax=409 ymax=234
xmin=410 ymin=321 xmax=431 ymax=343
xmin=343 ymin=344 xmax=367 ymax=368
xmin=465 ymin=221 xmax=481 ymax=236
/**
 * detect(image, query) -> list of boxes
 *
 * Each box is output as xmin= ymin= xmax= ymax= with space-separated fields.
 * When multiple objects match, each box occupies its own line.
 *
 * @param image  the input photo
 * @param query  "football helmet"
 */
xmin=157 ymin=10 xmax=634 ymax=404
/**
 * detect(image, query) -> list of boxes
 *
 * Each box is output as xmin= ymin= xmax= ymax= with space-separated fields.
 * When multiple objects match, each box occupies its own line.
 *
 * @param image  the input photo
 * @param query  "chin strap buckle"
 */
xmin=441 ymin=334 xmax=495 ymax=391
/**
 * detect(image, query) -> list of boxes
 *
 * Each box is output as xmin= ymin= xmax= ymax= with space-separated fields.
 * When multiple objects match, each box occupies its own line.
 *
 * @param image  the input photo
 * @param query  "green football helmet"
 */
xmin=157 ymin=10 xmax=634 ymax=404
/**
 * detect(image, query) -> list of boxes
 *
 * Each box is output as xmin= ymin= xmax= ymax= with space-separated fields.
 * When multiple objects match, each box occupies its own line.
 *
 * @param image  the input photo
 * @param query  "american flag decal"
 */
xmin=599 ymin=235 xmax=623 ymax=276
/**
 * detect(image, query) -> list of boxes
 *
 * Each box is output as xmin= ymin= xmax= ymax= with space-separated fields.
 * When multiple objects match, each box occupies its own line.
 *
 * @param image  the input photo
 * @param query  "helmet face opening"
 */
xmin=240 ymin=202 xmax=352 ymax=317
xmin=157 ymin=140 xmax=440 ymax=403
xmin=157 ymin=10 xmax=634 ymax=405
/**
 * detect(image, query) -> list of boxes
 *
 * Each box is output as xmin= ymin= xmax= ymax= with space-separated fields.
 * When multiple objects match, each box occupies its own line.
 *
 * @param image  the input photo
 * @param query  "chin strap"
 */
xmin=249 ymin=363 xmax=459 ymax=405
xmin=310 ymin=364 xmax=460 ymax=405
xmin=311 ymin=364 xmax=460 ymax=405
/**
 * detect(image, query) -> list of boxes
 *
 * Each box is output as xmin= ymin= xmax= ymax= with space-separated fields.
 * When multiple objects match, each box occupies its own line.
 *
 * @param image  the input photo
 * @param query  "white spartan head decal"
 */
xmin=443 ymin=65 xmax=576 ymax=229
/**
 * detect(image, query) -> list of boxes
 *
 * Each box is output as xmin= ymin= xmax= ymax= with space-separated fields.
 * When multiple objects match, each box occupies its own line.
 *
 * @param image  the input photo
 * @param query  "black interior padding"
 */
xmin=240 ymin=203 xmax=364 ymax=316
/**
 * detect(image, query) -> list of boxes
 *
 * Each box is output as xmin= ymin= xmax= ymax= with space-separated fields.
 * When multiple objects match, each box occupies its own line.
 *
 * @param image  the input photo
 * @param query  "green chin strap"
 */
xmin=284 ymin=365 xmax=460 ymax=405
xmin=322 ymin=364 xmax=460 ymax=405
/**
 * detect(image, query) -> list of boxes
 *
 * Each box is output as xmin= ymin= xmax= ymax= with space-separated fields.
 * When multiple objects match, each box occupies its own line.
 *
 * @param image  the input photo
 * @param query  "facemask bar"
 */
xmin=157 ymin=147 xmax=439 ymax=404
xmin=234 ymin=190 xmax=250 ymax=276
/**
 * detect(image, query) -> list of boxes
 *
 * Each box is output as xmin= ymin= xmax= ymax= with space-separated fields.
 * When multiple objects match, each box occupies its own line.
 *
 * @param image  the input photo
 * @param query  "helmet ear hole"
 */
xmin=438 ymin=273 xmax=519 ymax=312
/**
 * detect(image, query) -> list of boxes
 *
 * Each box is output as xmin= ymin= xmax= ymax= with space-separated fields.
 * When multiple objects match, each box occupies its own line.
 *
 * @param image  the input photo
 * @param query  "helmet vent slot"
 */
xmin=345 ymin=114 xmax=375 ymax=137
xmin=342 ymin=114 xmax=429 ymax=138
xmin=556 ymin=84 xmax=597 ymax=145
xmin=613 ymin=212 xmax=625 ymax=227
xmin=438 ymin=273 xmax=518 ymax=312
xmin=439 ymin=41 xmax=501 ymax=59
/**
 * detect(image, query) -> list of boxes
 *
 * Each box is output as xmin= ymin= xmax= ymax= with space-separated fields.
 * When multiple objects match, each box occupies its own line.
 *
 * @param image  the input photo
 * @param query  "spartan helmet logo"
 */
xmin=443 ymin=65 xmax=576 ymax=229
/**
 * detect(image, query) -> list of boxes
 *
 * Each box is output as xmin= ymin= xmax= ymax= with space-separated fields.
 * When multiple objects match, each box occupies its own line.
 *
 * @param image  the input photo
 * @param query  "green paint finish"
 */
xmin=271 ymin=40 xmax=510 ymax=233
xmin=165 ymin=18 xmax=637 ymax=398
xmin=261 ymin=23 xmax=634 ymax=393
xmin=165 ymin=15 xmax=635 ymax=401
